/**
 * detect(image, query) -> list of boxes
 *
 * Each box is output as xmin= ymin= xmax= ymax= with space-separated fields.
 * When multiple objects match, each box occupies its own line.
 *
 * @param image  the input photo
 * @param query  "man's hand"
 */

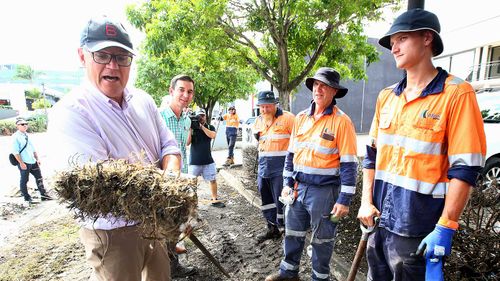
xmin=331 ymin=203 xmax=349 ymax=219
xmin=357 ymin=203 xmax=381 ymax=227
xmin=20 ymin=162 xmax=27 ymax=170
xmin=36 ymin=160 xmax=41 ymax=166
xmin=166 ymin=169 xmax=181 ymax=178
xmin=253 ymin=132 xmax=260 ymax=141
xmin=416 ymin=225 xmax=455 ymax=259
xmin=281 ymin=186 xmax=292 ymax=197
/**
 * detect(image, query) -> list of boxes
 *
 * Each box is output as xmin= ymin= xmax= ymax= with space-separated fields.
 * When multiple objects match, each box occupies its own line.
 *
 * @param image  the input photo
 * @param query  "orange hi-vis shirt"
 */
xmin=223 ymin=113 xmax=239 ymax=128
xmin=253 ymin=108 xmax=295 ymax=177
xmin=363 ymin=68 xmax=486 ymax=237
xmin=284 ymin=102 xmax=358 ymax=205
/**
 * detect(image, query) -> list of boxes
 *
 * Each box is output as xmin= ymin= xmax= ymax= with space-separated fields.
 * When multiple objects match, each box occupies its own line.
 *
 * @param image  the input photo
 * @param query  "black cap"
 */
xmin=80 ymin=16 xmax=134 ymax=54
xmin=305 ymin=67 xmax=348 ymax=98
xmin=256 ymin=91 xmax=278 ymax=105
xmin=379 ymin=9 xmax=443 ymax=56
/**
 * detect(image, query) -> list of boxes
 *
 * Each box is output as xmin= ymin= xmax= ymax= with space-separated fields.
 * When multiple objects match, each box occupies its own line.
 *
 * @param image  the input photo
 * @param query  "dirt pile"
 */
xmin=52 ymin=159 xmax=198 ymax=241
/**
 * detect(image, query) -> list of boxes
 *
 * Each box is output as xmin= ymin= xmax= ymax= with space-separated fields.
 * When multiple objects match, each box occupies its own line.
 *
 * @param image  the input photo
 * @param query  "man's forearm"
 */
xmin=14 ymin=154 xmax=24 ymax=164
xmin=201 ymin=126 xmax=216 ymax=139
xmin=361 ymin=168 xmax=375 ymax=204
xmin=442 ymin=178 xmax=472 ymax=221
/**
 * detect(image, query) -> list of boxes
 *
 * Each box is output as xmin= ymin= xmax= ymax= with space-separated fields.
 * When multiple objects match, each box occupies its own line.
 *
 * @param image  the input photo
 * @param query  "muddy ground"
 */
xmin=0 ymin=168 xmax=357 ymax=281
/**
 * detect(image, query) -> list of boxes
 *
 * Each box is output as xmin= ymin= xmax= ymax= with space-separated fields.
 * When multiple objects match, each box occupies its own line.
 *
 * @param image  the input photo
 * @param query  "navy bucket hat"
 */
xmin=379 ymin=8 xmax=443 ymax=56
xmin=305 ymin=67 xmax=348 ymax=98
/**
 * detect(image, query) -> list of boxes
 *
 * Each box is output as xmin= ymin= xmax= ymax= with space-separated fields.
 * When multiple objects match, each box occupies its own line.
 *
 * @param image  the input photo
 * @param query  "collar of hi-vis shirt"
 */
xmin=274 ymin=107 xmax=284 ymax=118
xmin=84 ymin=80 xmax=133 ymax=109
xmin=393 ymin=67 xmax=448 ymax=97
xmin=257 ymin=107 xmax=284 ymax=132
xmin=307 ymin=99 xmax=337 ymax=116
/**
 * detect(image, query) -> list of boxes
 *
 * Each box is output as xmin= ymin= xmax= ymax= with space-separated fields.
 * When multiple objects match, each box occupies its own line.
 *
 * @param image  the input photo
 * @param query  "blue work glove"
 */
xmin=426 ymin=257 xmax=444 ymax=281
xmin=416 ymin=224 xmax=456 ymax=259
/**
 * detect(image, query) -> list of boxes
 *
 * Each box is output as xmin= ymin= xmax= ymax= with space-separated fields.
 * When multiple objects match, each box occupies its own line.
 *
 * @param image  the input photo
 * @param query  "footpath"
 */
xmin=0 ymin=132 xmax=368 ymax=280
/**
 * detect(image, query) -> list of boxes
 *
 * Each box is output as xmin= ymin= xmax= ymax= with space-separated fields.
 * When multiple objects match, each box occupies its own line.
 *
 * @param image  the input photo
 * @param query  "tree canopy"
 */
xmin=14 ymin=65 xmax=41 ymax=82
xmin=127 ymin=0 xmax=399 ymax=110
xmin=127 ymin=1 xmax=260 ymax=118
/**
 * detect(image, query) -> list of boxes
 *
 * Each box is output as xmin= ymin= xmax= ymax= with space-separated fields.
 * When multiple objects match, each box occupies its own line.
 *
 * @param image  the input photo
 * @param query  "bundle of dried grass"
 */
xmin=53 ymin=159 xmax=198 ymax=242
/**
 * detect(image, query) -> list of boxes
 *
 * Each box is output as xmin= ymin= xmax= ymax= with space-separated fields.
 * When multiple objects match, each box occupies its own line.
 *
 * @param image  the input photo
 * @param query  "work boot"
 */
xmin=171 ymin=262 xmax=197 ymax=278
xmin=265 ymin=272 xmax=300 ymax=281
xmin=257 ymin=225 xmax=281 ymax=243
xmin=40 ymin=194 xmax=54 ymax=201
xmin=223 ymin=157 xmax=232 ymax=166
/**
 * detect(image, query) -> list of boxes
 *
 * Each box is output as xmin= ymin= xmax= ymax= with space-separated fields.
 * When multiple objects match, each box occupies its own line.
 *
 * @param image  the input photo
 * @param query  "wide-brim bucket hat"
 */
xmin=305 ymin=67 xmax=348 ymax=98
xmin=379 ymin=8 xmax=443 ymax=56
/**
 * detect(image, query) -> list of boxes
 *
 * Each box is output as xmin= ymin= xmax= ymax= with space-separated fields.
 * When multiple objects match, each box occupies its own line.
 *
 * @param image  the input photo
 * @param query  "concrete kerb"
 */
xmin=218 ymin=167 xmax=366 ymax=281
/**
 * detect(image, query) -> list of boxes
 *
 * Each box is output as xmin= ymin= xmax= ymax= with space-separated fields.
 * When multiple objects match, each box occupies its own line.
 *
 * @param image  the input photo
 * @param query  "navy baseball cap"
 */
xmin=379 ymin=9 xmax=443 ymax=56
xmin=80 ymin=16 xmax=135 ymax=55
xmin=256 ymin=91 xmax=278 ymax=105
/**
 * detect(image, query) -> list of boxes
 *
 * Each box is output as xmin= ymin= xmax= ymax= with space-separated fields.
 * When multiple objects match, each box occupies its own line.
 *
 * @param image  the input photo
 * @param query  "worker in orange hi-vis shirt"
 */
xmin=357 ymin=9 xmax=487 ymax=281
xmin=252 ymin=91 xmax=295 ymax=243
xmin=266 ymin=67 xmax=358 ymax=281
xmin=222 ymin=106 xmax=239 ymax=166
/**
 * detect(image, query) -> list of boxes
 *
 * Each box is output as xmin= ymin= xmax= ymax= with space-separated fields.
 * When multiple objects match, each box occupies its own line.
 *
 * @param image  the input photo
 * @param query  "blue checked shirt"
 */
xmin=161 ymin=106 xmax=191 ymax=173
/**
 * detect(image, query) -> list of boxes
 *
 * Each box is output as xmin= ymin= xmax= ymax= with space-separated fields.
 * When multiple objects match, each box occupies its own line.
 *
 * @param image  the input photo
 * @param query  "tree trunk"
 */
xmin=277 ymin=88 xmax=291 ymax=111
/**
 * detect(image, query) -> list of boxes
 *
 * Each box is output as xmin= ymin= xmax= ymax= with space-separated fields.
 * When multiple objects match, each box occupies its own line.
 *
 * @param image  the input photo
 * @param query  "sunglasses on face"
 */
xmin=18 ymin=123 xmax=28 ymax=126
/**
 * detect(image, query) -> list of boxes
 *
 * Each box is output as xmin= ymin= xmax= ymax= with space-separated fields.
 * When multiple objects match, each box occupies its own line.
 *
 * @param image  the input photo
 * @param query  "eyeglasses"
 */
xmin=18 ymin=123 xmax=28 ymax=126
xmin=91 ymin=51 xmax=133 ymax=67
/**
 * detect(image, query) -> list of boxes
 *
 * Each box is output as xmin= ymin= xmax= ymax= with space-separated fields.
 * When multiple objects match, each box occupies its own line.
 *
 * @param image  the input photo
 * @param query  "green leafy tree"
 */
xmin=128 ymin=2 xmax=260 ymax=118
xmin=24 ymin=88 xmax=42 ymax=99
xmin=13 ymin=65 xmax=44 ymax=82
xmin=127 ymin=0 xmax=400 ymax=110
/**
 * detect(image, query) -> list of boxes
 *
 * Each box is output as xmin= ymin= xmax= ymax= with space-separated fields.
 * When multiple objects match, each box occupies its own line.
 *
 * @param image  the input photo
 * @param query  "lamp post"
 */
xmin=41 ymin=82 xmax=47 ymax=115
xmin=408 ymin=0 xmax=424 ymax=9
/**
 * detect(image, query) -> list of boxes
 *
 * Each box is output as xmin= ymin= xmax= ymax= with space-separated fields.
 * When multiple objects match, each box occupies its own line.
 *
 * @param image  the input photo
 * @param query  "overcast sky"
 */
xmin=1 ymin=0 xmax=499 ymax=71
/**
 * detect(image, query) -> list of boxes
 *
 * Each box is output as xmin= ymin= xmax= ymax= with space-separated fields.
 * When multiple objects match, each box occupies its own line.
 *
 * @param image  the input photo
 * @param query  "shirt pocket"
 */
xmin=412 ymin=118 xmax=445 ymax=143
xmin=379 ymin=108 xmax=393 ymax=129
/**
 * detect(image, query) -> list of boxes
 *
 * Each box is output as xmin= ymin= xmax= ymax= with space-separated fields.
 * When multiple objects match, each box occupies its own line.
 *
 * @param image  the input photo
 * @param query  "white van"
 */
xmin=476 ymin=88 xmax=500 ymax=187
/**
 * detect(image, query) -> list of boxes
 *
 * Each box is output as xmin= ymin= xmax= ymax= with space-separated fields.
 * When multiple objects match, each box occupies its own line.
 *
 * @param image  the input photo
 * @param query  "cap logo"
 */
xmin=105 ymin=24 xmax=117 ymax=37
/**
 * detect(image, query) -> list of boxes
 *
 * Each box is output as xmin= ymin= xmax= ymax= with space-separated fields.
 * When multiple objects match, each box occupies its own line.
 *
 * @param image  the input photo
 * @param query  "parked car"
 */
xmin=476 ymin=89 xmax=500 ymax=187
xmin=241 ymin=116 xmax=257 ymax=145
xmin=0 ymin=99 xmax=18 ymax=120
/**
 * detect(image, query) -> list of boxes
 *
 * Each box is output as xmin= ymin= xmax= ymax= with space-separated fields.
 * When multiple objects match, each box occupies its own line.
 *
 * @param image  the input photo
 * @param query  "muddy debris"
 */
xmin=0 ymin=203 xmax=29 ymax=220
xmin=52 ymin=159 xmax=198 ymax=241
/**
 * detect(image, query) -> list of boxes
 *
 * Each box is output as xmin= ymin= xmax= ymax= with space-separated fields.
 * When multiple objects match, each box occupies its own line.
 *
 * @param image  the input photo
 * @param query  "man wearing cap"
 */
xmin=252 ymin=91 xmax=294 ymax=242
xmin=189 ymin=108 xmax=225 ymax=208
xmin=11 ymin=118 xmax=53 ymax=203
xmin=357 ymin=9 xmax=486 ymax=280
xmin=266 ymin=68 xmax=358 ymax=281
xmin=161 ymin=74 xmax=195 ymax=174
xmin=49 ymin=16 xmax=181 ymax=281
xmin=222 ymin=106 xmax=239 ymax=166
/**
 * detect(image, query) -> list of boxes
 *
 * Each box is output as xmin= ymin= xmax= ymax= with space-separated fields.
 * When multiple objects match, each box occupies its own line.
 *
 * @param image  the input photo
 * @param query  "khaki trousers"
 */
xmin=80 ymin=226 xmax=170 ymax=281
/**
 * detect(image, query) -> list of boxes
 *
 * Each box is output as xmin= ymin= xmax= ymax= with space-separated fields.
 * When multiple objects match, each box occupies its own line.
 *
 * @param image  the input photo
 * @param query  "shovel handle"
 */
xmin=346 ymin=217 xmax=380 ymax=281
xmin=346 ymin=239 xmax=368 ymax=281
